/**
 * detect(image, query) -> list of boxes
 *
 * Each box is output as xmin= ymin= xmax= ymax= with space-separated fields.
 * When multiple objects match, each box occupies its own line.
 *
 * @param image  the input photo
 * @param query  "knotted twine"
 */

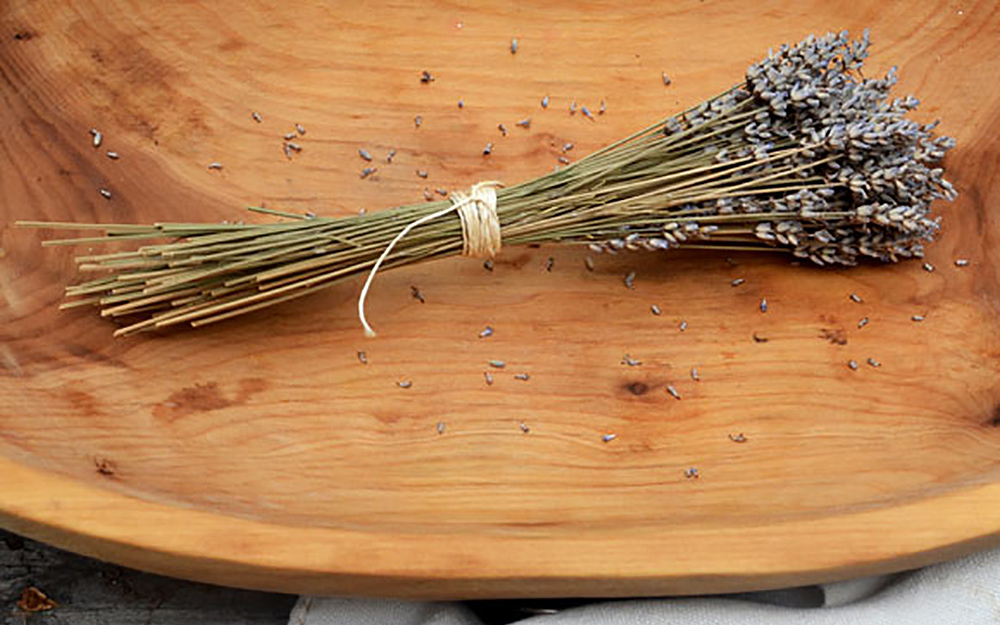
xmin=357 ymin=181 xmax=503 ymax=336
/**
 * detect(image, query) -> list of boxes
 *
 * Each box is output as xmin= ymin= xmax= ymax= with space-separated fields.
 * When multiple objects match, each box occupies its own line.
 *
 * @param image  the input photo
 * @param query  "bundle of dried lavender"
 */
xmin=20 ymin=30 xmax=955 ymax=336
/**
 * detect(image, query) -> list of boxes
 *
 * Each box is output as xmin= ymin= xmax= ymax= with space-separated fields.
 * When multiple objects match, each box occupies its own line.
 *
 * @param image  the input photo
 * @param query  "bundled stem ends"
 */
xmin=20 ymin=30 xmax=956 ymax=337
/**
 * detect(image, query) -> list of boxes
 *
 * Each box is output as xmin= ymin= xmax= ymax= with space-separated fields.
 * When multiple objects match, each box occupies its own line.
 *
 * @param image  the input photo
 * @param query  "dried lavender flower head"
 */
xmin=594 ymin=30 xmax=955 ymax=267
xmin=742 ymin=29 xmax=956 ymax=265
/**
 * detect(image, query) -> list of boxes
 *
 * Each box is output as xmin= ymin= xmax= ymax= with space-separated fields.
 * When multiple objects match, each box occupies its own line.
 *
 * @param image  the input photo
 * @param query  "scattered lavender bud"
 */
xmin=207 ymin=162 xmax=223 ymax=170
xmin=662 ymin=72 xmax=672 ymax=86
xmin=416 ymin=169 xmax=428 ymax=178
xmin=546 ymin=257 xmax=554 ymax=271
xmin=488 ymin=359 xmax=506 ymax=369
xmin=651 ymin=304 xmax=661 ymax=315
xmin=420 ymin=70 xmax=434 ymax=83
xmin=498 ymin=123 xmax=508 ymax=136
xmin=666 ymin=385 xmax=681 ymax=400
xmin=435 ymin=188 xmax=448 ymax=196
xmin=510 ymin=38 xmax=518 ymax=54
xmin=284 ymin=132 xmax=297 ymax=140
xmin=850 ymin=293 xmax=863 ymax=303
xmin=624 ymin=271 xmax=635 ymax=289
xmin=516 ymin=118 xmax=531 ymax=129
xmin=581 ymin=105 xmax=594 ymax=120
xmin=752 ymin=332 xmax=768 ymax=343
xmin=423 ymin=189 xmax=433 ymax=201
xmin=251 ymin=111 xmax=262 ymax=123
xmin=558 ymin=156 xmax=571 ymax=164
xmin=955 ymin=259 xmax=969 ymax=267
xmin=848 ymin=360 xmax=858 ymax=370
xmin=514 ymin=373 xmax=531 ymax=381
xmin=90 ymin=128 xmax=102 ymax=148
xmin=483 ymin=259 xmax=494 ymax=272
xmin=106 ymin=151 xmax=119 ymax=160
xmin=867 ymin=358 xmax=881 ymax=368
xmin=569 ymin=101 xmax=577 ymax=115
xmin=541 ymin=95 xmax=549 ymax=109
xmin=563 ymin=143 xmax=574 ymax=152
xmin=621 ymin=354 xmax=642 ymax=367
xmin=584 ymin=256 xmax=595 ymax=271
xmin=858 ymin=317 xmax=869 ymax=329
xmin=99 ymin=188 xmax=111 ymax=200
xmin=520 ymin=422 xmax=530 ymax=433
xmin=411 ymin=286 xmax=425 ymax=303
xmin=357 ymin=350 xmax=368 ymax=365
xmin=912 ymin=314 xmax=925 ymax=322
xmin=386 ymin=149 xmax=396 ymax=163
xmin=484 ymin=371 xmax=495 ymax=385
xmin=437 ymin=422 xmax=446 ymax=434
xmin=360 ymin=167 xmax=376 ymax=178
xmin=286 ymin=142 xmax=302 ymax=152
xmin=599 ymin=100 xmax=606 ymax=115
xmin=602 ymin=433 xmax=617 ymax=443
xmin=678 ymin=319 xmax=688 ymax=332
xmin=731 ymin=278 xmax=745 ymax=287
xmin=728 ymin=433 xmax=747 ymax=443
xmin=684 ymin=467 xmax=699 ymax=479
xmin=483 ymin=142 xmax=493 ymax=156
xmin=359 ymin=148 xmax=373 ymax=161
xmin=458 ymin=99 xmax=465 ymax=109
xmin=397 ymin=380 xmax=412 ymax=389
xmin=923 ymin=262 xmax=935 ymax=272
xmin=295 ymin=123 xmax=306 ymax=135
xmin=479 ymin=325 xmax=494 ymax=338
xmin=691 ymin=367 xmax=700 ymax=381
xmin=760 ymin=297 xmax=768 ymax=313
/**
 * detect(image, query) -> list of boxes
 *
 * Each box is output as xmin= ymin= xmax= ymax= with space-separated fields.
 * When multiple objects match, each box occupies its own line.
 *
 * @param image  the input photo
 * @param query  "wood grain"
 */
xmin=2 ymin=0 xmax=1000 ymax=598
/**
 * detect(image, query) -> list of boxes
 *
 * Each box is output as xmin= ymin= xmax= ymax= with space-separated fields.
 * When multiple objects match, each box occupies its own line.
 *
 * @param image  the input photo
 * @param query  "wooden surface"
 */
xmin=0 ymin=529 xmax=295 ymax=625
xmin=2 ymin=0 xmax=1000 ymax=599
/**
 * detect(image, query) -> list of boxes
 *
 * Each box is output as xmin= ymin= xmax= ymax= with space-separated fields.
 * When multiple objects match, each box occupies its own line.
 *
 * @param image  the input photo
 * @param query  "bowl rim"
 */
xmin=1 ymin=456 xmax=997 ymax=598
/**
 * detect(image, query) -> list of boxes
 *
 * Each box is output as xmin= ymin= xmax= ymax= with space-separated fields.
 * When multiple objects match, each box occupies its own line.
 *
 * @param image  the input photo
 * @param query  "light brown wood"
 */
xmin=2 ymin=0 xmax=1000 ymax=599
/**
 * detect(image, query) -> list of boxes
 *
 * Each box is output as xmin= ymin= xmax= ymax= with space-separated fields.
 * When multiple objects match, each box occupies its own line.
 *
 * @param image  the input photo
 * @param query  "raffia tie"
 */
xmin=358 ymin=181 xmax=503 ymax=337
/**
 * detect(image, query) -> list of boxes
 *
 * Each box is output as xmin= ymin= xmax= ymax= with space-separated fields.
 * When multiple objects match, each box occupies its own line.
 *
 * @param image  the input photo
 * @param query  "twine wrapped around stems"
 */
xmin=357 ymin=181 xmax=502 ymax=337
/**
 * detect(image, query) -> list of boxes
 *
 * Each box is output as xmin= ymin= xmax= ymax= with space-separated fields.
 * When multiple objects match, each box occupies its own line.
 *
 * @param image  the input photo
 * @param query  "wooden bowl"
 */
xmin=2 ymin=0 xmax=999 ymax=598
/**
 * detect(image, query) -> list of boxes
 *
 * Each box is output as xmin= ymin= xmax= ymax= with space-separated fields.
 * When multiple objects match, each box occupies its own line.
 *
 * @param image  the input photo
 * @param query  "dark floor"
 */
xmin=0 ymin=529 xmax=297 ymax=625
